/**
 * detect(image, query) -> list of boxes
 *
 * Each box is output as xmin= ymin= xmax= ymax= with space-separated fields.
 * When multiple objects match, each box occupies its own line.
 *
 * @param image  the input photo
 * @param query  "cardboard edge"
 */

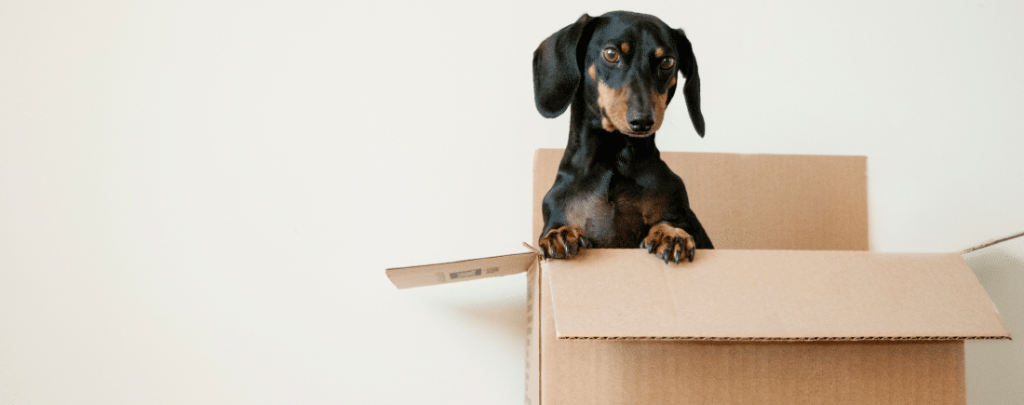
xmin=385 ymin=251 xmax=538 ymax=289
xmin=545 ymin=249 xmax=1012 ymax=342
xmin=960 ymin=230 xmax=1022 ymax=342
xmin=555 ymin=335 xmax=1011 ymax=341
xmin=524 ymin=255 xmax=541 ymax=405
xmin=962 ymin=230 xmax=1024 ymax=254
xmin=956 ymin=252 xmax=1016 ymax=341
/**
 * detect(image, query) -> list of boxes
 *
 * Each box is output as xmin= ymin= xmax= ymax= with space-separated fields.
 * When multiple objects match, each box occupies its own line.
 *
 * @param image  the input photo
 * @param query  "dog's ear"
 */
xmin=673 ymin=28 xmax=705 ymax=137
xmin=533 ymin=14 xmax=594 ymax=118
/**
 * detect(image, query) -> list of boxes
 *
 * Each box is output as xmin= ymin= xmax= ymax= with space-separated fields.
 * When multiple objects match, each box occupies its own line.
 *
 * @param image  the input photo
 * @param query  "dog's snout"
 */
xmin=625 ymin=80 xmax=657 ymax=134
xmin=629 ymin=117 xmax=654 ymax=133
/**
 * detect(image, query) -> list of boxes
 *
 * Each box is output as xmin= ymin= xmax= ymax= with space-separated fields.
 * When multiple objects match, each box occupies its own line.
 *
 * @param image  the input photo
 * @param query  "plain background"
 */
xmin=2 ymin=0 xmax=1022 ymax=403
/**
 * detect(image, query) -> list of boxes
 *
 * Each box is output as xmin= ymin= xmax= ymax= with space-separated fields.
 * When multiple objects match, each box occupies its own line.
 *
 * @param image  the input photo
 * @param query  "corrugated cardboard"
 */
xmin=387 ymin=149 xmax=1010 ymax=405
xmin=386 ymin=252 xmax=535 ymax=289
xmin=546 ymin=249 xmax=1008 ymax=341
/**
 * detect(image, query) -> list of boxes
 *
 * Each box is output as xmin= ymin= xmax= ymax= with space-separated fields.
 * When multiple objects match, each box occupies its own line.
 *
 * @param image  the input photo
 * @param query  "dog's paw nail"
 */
xmin=689 ymin=247 xmax=695 ymax=262
xmin=674 ymin=248 xmax=682 ymax=264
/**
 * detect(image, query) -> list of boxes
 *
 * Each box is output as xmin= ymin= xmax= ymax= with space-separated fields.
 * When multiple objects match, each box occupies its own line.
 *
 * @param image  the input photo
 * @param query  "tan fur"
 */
xmin=596 ymin=80 xmax=631 ymax=133
xmin=655 ymin=47 xmax=664 ymax=58
xmin=621 ymin=42 xmax=630 ymax=53
xmin=566 ymin=192 xmax=614 ymax=237
xmin=588 ymin=64 xmax=596 ymax=81
xmin=601 ymin=116 xmax=616 ymax=132
xmin=643 ymin=223 xmax=696 ymax=260
xmin=538 ymin=225 xmax=586 ymax=258
xmin=650 ymin=88 xmax=668 ymax=134
xmin=640 ymin=78 xmax=678 ymax=134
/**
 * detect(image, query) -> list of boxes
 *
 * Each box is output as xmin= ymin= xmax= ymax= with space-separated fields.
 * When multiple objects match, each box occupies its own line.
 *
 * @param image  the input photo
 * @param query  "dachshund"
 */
xmin=534 ymin=11 xmax=713 ymax=264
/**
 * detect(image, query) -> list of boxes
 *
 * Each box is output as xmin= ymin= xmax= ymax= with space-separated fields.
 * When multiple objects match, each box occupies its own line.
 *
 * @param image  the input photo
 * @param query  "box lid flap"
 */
xmin=387 ymin=252 xmax=536 ymax=289
xmin=546 ymin=249 xmax=1010 ymax=341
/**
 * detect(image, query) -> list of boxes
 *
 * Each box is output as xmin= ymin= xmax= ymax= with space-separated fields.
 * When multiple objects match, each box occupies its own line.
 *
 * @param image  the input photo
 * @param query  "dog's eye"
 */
xmin=602 ymin=48 xmax=619 ymax=63
xmin=660 ymin=57 xmax=675 ymax=70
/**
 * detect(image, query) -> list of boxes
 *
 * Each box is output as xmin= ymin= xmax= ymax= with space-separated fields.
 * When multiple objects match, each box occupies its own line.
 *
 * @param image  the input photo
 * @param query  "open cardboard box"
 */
xmin=387 ymin=149 xmax=1011 ymax=404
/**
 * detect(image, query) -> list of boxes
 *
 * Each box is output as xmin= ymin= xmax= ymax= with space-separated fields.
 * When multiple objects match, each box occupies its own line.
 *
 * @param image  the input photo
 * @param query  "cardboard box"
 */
xmin=387 ymin=149 xmax=1010 ymax=404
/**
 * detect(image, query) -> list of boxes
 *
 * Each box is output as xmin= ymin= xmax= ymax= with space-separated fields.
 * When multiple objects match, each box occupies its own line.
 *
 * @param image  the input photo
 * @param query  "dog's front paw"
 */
xmin=641 ymin=224 xmax=697 ymax=264
xmin=538 ymin=225 xmax=590 ymax=259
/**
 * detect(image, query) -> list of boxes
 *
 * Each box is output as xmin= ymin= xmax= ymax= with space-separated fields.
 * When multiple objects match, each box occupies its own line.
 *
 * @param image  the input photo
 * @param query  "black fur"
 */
xmin=534 ymin=11 xmax=712 ymax=264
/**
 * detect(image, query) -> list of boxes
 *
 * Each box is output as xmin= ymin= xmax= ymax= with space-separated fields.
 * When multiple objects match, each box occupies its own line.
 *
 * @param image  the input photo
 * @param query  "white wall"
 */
xmin=1 ymin=0 xmax=1021 ymax=404
xmin=964 ymin=236 xmax=1024 ymax=404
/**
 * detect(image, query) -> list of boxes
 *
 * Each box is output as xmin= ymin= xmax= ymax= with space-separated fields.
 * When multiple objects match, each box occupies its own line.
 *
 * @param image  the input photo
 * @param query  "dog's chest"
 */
xmin=565 ymin=171 xmax=657 ymax=248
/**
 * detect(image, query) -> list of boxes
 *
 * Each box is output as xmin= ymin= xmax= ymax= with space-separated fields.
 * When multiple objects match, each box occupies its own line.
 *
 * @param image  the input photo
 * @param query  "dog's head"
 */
xmin=533 ymin=11 xmax=704 ymax=138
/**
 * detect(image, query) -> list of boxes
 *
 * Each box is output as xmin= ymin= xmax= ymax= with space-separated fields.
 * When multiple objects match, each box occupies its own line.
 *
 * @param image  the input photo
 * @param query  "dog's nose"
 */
xmin=629 ymin=118 xmax=654 ymax=133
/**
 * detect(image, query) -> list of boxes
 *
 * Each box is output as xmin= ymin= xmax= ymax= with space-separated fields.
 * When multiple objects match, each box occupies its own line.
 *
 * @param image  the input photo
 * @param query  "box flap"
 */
xmin=386 ymin=252 xmax=537 ymax=289
xmin=962 ymin=230 xmax=1024 ymax=254
xmin=546 ymin=249 xmax=1010 ymax=341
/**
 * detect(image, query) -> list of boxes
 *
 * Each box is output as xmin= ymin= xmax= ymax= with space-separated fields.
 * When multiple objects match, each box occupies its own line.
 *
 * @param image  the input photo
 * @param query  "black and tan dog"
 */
xmin=534 ymin=11 xmax=713 ymax=264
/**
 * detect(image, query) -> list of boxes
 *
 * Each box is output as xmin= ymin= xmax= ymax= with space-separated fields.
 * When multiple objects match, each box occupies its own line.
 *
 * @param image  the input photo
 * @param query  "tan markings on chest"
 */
xmin=565 ymin=191 xmax=617 ymax=240
xmin=566 ymin=191 xmax=612 ymax=227
xmin=640 ymin=196 xmax=667 ymax=225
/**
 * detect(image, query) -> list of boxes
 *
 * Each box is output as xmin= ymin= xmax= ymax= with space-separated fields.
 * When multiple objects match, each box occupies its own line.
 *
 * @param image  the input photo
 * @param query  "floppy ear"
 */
xmin=673 ymin=29 xmax=705 ymax=137
xmin=532 ymin=14 xmax=593 ymax=118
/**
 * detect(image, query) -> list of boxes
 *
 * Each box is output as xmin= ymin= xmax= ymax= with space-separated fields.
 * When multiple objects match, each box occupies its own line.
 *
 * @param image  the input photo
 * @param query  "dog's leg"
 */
xmin=641 ymin=223 xmax=697 ymax=264
xmin=538 ymin=225 xmax=590 ymax=259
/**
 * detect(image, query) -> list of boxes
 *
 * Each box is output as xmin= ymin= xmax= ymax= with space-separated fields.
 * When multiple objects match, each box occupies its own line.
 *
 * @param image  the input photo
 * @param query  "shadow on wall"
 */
xmin=964 ymin=236 xmax=1024 ymax=405
xmin=408 ymin=276 xmax=529 ymax=361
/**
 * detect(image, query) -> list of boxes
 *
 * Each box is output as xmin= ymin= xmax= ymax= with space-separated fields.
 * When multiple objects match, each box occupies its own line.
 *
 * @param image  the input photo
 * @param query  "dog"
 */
xmin=534 ymin=11 xmax=713 ymax=264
